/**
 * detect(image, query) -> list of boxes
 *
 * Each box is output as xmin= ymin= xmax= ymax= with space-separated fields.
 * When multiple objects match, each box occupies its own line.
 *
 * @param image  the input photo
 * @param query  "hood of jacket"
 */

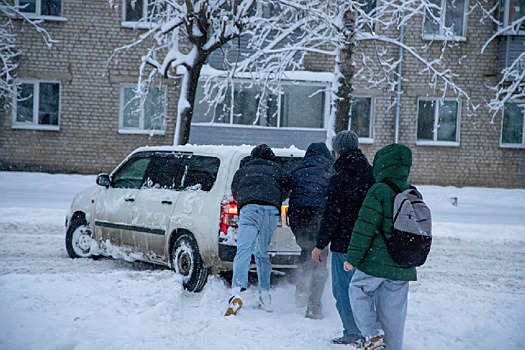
xmin=304 ymin=142 xmax=333 ymax=160
xmin=334 ymin=149 xmax=370 ymax=174
xmin=251 ymin=144 xmax=277 ymax=162
xmin=372 ymin=143 xmax=412 ymax=183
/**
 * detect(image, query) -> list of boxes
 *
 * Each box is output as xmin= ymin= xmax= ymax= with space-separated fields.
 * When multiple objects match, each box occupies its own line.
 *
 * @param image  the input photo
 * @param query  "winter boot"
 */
xmin=363 ymin=330 xmax=385 ymax=350
xmin=258 ymin=291 xmax=273 ymax=313
xmin=224 ymin=295 xmax=243 ymax=316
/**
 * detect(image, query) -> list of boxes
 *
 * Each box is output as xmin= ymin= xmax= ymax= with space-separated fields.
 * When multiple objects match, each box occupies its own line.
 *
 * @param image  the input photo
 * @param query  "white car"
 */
xmin=65 ymin=144 xmax=304 ymax=292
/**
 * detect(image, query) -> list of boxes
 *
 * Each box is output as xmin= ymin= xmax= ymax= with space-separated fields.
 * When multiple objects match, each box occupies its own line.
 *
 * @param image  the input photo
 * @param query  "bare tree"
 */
xmin=112 ymin=0 xmax=480 ymax=145
xmin=0 ymin=1 xmax=54 ymax=99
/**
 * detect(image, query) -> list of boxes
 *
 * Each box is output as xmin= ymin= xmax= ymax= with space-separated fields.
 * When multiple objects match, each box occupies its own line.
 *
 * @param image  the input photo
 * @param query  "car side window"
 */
xmin=112 ymin=156 xmax=151 ymax=189
xmin=142 ymin=154 xmax=184 ymax=190
xmin=180 ymin=156 xmax=220 ymax=191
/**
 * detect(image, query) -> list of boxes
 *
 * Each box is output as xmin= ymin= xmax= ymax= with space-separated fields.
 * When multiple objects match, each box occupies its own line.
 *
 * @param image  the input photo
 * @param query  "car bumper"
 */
xmin=218 ymin=243 xmax=301 ymax=267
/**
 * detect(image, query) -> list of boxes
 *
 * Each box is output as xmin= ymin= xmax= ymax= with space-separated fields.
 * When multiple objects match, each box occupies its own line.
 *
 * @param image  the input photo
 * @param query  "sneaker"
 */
xmin=363 ymin=330 xmax=385 ymax=350
xmin=331 ymin=336 xmax=364 ymax=348
xmin=224 ymin=295 xmax=243 ymax=317
xmin=258 ymin=291 xmax=273 ymax=313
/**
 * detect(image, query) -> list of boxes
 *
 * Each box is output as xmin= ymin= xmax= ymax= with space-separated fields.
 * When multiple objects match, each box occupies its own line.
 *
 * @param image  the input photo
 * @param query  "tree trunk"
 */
xmin=333 ymin=11 xmax=355 ymax=133
xmin=174 ymin=59 xmax=205 ymax=145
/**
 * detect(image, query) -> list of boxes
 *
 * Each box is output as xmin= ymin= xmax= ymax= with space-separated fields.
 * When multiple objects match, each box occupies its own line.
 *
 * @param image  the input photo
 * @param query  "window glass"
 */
xmin=502 ymin=101 xmax=524 ymax=144
xmin=424 ymin=0 xmax=466 ymax=37
xmin=113 ymin=156 xmax=151 ymax=189
xmin=142 ymin=154 xmax=183 ymax=189
xmin=444 ymin=0 xmax=465 ymax=36
xmin=19 ymin=0 xmax=37 ymax=13
xmin=125 ymin=0 xmax=144 ymax=22
xmin=122 ymin=88 xmax=140 ymax=128
xmin=181 ymin=156 xmax=220 ymax=191
xmin=17 ymin=83 xmax=34 ymax=123
xmin=280 ymin=84 xmax=324 ymax=128
xmin=437 ymin=100 xmax=458 ymax=141
xmin=233 ymin=83 xmax=277 ymax=127
xmin=41 ymin=0 xmax=61 ymax=16
xmin=417 ymin=100 xmax=436 ymax=140
xmin=38 ymin=82 xmax=59 ymax=125
xmin=349 ymin=97 xmax=372 ymax=138
xmin=144 ymin=87 xmax=165 ymax=130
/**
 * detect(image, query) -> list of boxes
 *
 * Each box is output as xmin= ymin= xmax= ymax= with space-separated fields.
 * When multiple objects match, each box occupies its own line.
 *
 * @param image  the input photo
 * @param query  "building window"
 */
xmin=119 ymin=85 xmax=166 ymax=134
xmin=12 ymin=80 xmax=60 ymax=130
xmin=122 ymin=0 xmax=164 ymax=27
xmin=501 ymin=101 xmax=525 ymax=147
xmin=417 ymin=98 xmax=460 ymax=145
xmin=17 ymin=0 xmax=62 ymax=18
xmin=193 ymin=79 xmax=327 ymax=129
xmin=499 ymin=0 xmax=525 ymax=34
xmin=349 ymin=97 xmax=374 ymax=142
xmin=423 ymin=0 xmax=467 ymax=39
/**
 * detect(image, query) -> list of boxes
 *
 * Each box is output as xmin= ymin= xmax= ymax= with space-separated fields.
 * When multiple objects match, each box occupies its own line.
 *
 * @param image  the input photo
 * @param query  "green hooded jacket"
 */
xmin=346 ymin=143 xmax=417 ymax=281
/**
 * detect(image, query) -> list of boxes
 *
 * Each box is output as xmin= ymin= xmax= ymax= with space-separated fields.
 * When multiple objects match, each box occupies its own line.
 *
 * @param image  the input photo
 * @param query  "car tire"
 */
xmin=171 ymin=233 xmax=208 ymax=292
xmin=65 ymin=219 xmax=97 ymax=259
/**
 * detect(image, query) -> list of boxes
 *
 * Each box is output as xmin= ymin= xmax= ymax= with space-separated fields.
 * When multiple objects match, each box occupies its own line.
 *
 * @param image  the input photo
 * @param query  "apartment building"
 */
xmin=0 ymin=0 xmax=523 ymax=187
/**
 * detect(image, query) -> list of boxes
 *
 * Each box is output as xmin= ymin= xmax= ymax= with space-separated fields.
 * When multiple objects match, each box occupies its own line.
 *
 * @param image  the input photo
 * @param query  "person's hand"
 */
xmin=311 ymin=248 xmax=323 ymax=263
xmin=343 ymin=261 xmax=354 ymax=271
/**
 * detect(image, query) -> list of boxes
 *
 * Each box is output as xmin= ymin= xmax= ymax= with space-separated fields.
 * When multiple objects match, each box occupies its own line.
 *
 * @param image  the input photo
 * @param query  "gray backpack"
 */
xmin=382 ymin=180 xmax=432 ymax=268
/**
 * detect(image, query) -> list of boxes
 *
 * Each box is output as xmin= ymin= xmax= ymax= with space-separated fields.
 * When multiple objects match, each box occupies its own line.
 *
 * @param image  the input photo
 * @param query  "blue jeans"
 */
xmin=232 ymin=204 xmax=280 ymax=292
xmin=331 ymin=252 xmax=362 ymax=341
xmin=349 ymin=269 xmax=409 ymax=350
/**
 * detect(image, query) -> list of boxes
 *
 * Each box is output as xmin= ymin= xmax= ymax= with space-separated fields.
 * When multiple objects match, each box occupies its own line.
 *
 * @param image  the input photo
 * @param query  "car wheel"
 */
xmin=65 ymin=220 xmax=97 ymax=259
xmin=171 ymin=233 xmax=208 ymax=292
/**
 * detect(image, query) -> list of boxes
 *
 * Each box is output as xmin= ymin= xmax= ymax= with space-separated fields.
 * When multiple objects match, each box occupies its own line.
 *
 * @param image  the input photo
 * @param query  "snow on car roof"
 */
xmin=132 ymin=144 xmax=306 ymax=157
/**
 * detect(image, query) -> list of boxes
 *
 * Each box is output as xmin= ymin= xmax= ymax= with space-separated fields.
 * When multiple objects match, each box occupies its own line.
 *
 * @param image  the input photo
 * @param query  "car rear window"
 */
xmin=240 ymin=156 xmax=302 ymax=173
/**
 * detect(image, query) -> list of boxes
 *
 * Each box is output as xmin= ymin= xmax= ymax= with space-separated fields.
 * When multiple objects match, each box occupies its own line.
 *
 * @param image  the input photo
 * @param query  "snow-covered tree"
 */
xmin=112 ymin=0 xmax=481 ymax=145
xmin=0 ymin=1 xmax=54 ymax=100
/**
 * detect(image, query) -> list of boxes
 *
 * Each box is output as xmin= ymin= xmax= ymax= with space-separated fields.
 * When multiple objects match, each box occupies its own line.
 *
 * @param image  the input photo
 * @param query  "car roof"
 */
xmin=131 ymin=144 xmax=306 ymax=158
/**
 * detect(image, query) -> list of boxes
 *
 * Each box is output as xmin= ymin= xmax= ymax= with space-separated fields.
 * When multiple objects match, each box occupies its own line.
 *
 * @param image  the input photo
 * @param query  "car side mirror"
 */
xmin=96 ymin=173 xmax=111 ymax=188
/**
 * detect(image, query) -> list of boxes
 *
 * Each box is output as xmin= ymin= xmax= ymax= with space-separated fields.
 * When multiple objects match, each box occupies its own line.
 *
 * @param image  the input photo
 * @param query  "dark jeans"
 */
xmin=288 ymin=207 xmax=328 ymax=310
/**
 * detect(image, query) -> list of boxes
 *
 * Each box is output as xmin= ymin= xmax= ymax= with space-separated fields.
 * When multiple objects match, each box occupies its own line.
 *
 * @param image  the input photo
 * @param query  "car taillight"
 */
xmin=219 ymin=199 xmax=238 ymax=237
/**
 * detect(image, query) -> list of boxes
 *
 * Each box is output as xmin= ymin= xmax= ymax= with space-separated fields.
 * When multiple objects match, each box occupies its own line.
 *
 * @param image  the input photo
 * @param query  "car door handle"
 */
xmin=161 ymin=200 xmax=172 ymax=205
xmin=124 ymin=198 xmax=135 ymax=202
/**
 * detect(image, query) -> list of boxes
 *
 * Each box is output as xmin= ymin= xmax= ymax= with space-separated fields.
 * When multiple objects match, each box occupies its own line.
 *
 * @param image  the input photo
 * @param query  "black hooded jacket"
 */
xmin=316 ymin=149 xmax=375 ymax=253
xmin=289 ymin=142 xmax=335 ymax=209
xmin=231 ymin=144 xmax=288 ymax=210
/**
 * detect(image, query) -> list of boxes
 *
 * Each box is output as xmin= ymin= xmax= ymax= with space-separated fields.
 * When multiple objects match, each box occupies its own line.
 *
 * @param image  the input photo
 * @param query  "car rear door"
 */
xmin=131 ymin=152 xmax=186 ymax=263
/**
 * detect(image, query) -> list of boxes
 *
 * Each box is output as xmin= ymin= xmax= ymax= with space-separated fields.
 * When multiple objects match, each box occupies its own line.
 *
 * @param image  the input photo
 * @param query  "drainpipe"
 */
xmin=394 ymin=16 xmax=405 ymax=144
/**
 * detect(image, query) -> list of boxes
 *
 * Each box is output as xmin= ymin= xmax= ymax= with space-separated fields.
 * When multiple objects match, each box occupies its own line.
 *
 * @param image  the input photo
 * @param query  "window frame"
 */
xmin=11 ymin=79 xmax=61 ymax=131
xmin=121 ymin=0 xmax=156 ymax=29
xmin=498 ymin=0 xmax=525 ymax=35
xmin=16 ymin=0 xmax=66 ymax=21
xmin=193 ymin=77 xmax=331 ymax=131
xmin=118 ymin=84 xmax=167 ymax=135
xmin=422 ymin=0 xmax=469 ymax=41
xmin=415 ymin=97 xmax=461 ymax=147
xmin=500 ymin=100 xmax=525 ymax=148
xmin=348 ymin=96 xmax=375 ymax=144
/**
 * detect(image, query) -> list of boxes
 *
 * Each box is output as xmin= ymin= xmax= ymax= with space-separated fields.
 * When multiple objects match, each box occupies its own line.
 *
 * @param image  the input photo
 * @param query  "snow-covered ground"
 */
xmin=1 ymin=171 xmax=524 ymax=350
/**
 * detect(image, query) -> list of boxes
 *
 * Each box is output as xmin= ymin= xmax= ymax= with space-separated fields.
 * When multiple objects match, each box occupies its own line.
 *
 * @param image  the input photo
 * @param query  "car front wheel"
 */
xmin=65 ymin=220 xmax=98 ymax=259
xmin=171 ymin=233 xmax=208 ymax=292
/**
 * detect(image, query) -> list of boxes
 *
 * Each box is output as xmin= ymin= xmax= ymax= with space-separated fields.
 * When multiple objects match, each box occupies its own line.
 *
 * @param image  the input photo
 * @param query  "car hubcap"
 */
xmin=177 ymin=251 xmax=192 ymax=276
xmin=72 ymin=226 xmax=93 ymax=257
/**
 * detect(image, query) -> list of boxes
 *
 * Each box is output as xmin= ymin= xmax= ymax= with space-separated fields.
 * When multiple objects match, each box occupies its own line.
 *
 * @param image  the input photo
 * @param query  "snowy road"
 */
xmin=1 ymin=172 xmax=524 ymax=350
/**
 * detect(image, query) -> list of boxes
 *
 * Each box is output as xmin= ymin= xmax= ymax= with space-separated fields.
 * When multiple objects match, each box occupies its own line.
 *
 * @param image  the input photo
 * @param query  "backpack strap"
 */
xmin=381 ymin=179 xmax=403 ymax=194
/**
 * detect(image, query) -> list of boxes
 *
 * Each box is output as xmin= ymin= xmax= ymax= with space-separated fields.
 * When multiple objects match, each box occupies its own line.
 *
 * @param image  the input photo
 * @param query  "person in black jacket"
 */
xmin=225 ymin=144 xmax=289 ymax=316
xmin=288 ymin=142 xmax=335 ymax=319
xmin=311 ymin=130 xmax=375 ymax=345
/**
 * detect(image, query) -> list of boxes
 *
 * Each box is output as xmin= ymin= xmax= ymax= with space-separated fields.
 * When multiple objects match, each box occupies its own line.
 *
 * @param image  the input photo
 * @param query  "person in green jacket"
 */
xmin=343 ymin=143 xmax=417 ymax=350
